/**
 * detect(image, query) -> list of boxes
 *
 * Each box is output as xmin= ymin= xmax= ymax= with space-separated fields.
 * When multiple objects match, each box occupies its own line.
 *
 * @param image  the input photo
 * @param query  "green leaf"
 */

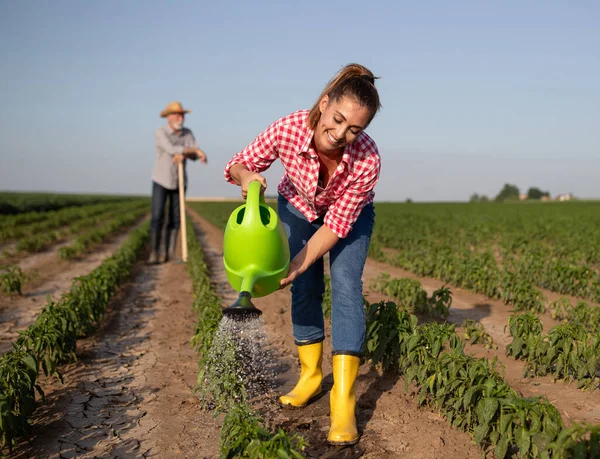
xmin=495 ymin=436 xmax=509 ymax=459
xmin=500 ymin=413 xmax=515 ymax=434
xmin=474 ymin=423 xmax=488 ymax=444
xmin=515 ymin=426 xmax=531 ymax=457
xmin=481 ymin=398 xmax=499 ymax=424
xmin=22 ymin=354 xmax=37 ymax=373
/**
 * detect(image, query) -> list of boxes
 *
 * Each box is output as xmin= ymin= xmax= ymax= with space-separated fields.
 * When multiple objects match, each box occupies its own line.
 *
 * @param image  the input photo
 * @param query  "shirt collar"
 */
xmin=298 ymin=126 xmax=317 ymax=158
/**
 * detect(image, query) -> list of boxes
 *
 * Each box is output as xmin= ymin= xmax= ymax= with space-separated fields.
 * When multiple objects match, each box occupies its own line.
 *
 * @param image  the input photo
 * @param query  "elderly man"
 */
xmin=149 ymin=101 xmax=207 ymax=264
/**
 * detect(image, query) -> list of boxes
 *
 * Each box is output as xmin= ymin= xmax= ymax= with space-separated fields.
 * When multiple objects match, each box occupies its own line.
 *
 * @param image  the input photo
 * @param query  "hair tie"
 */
xmin=360 ymin=74 xmax=375 ymax=85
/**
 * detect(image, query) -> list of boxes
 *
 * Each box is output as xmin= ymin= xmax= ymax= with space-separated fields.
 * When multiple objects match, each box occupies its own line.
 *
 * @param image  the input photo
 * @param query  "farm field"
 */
xmin=1 ymin=194 xmax=599 ymax=458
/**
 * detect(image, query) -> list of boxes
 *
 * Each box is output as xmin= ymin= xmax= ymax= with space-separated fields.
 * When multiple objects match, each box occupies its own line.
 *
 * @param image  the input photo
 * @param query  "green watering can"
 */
xmin=222 ymin=180 xmax=290 ymax=319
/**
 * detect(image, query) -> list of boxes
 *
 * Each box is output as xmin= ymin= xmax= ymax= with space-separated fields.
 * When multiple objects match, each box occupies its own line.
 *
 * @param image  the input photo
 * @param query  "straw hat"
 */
xmin=160 ymin=101 xmax=191 ymax=117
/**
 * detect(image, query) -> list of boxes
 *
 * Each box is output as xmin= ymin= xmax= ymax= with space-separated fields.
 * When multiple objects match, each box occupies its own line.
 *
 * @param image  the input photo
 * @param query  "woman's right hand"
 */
xmin=240 ymin=171 xmax=267 ymax=199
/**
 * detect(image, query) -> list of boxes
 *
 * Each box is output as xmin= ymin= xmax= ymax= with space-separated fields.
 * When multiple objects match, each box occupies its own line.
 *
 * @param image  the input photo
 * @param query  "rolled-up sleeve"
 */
xmin=324 ymin=153 xmax=381 ymax=238
xmin=224 ymin=119 xmax=281 ymax=184
xmin=155 ymin=128 xmax=184 ymax=156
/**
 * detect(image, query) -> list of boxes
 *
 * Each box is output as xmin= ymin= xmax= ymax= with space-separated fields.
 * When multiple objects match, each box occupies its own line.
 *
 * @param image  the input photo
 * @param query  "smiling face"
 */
xmin=313 ymin=95 xmax=371 ymax=157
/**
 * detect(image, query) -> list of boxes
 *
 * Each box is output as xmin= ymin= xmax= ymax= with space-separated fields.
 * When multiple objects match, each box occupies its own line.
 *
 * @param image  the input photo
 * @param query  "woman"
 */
xmin=224 ymin=63 xmax=381 ymax=445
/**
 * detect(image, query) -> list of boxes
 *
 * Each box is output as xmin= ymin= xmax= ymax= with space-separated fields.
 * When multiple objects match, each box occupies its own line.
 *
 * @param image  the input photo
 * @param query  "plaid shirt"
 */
xmin=224 ymin=110 xmax=380 ymax=238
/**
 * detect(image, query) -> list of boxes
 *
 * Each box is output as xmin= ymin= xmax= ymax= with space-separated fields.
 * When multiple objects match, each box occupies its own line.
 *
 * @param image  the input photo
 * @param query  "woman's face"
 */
xmin=314 ymin=95 xmax=371 ymax=156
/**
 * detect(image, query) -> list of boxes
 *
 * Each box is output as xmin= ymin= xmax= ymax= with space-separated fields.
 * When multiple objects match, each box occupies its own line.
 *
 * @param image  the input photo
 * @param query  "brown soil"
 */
xmin=6 ymin=242 xmax=221 ymax=458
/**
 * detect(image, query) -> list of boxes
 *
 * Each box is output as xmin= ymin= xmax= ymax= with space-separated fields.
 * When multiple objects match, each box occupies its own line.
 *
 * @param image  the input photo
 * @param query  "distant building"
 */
xmin=519 ymin=193 xmax=528 ymax=201
xmin=556 ymin=193 xmax=574 ymax=201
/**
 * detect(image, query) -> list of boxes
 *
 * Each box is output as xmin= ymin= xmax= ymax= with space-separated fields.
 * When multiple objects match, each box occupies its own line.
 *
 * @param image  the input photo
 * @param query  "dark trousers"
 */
xmin=150 ymin=181 xmax=185 ymax=251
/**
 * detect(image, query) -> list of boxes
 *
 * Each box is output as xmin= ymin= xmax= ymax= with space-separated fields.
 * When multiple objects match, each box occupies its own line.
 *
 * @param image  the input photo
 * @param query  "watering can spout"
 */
xmin=222 ymin=291 xmax=262 ymax=320
xmin=222 ymin=181 xmax=290 ymax=319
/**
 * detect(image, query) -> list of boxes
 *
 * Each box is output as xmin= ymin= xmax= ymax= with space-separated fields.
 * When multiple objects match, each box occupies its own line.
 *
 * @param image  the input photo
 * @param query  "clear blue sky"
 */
xmin=1 ymin=1 xmax=598 ymax=201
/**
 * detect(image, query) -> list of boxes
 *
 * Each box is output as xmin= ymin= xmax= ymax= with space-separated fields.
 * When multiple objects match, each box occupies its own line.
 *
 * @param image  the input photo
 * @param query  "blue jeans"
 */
xmin=277 ymin=194 xmax=375 ymax=355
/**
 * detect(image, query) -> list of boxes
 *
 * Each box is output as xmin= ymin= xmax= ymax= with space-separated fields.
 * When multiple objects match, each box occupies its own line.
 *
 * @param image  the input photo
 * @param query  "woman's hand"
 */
xmin=280 ymin=255 xmax=306 ymax=288
xmin=229 ymin=163 xmax=267 ymax=199
xmin=279 ymin=225 xmax=339 ymax=288
xmin=240 ymin=171 xmax=267 ymax=199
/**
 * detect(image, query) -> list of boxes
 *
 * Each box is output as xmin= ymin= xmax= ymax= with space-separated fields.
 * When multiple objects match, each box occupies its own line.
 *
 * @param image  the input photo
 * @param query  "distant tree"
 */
xmin=470 ymin=193 xmax=490 ymax=203
xmin=405 ymin=198 xmax=413 ymax=203
xmin=527 ymin=187 xmax=551 ymax=200
xmin=495 ymin=183 xmax=520 ymax=202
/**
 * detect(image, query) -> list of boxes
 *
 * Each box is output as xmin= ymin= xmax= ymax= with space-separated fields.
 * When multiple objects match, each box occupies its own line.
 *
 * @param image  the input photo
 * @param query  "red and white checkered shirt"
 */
xmin=224 ymin=110 xmax=381 ymax=238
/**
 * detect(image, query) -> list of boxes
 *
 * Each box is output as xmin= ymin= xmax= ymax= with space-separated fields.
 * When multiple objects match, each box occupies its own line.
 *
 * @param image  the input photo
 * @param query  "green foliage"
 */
xmin=506 ymin=313 xmax=600 ymax=389
xmin=500 ymin=269 xmax=546 ymax=314
xmin=0 ymin=192 xmax=134 ymax=216
xmin=186 ymin=218 xmax=222 ymax=375
xmin=187 ymin=201 xmax=247 ymax=230
xmin=370 ymin=273 xmax=427 ymax=309
xmin=549 ymin=298 xmax=600 ymax=334
xmin=470 ymin=193 xmax=490 ymax=203
xmin=0 ymin=266 xmax=27 ymax=295
xmin=422 ymin=285 xmax=452 ymax=320
xmin=527 ymin=187 xmax=550 ymax=200
xmin=495 ymin=183 xmax=521 ymax=202
xmin=365 ymin=301 xmax=417 ymax=374
xmin=220 ymin=403 xmax=306 ymax=459
xmin=462 ymin=319 xmax=497 ymax=349
xmin=550 ymin=423 xmax=600 ymax=459
xmin=58 ymin=202 xmax=148 ymax=259
xmin=12 ymin=200 xmax=149 ymax=253
xmin=369 ymin=274 xmax=451 ymax=319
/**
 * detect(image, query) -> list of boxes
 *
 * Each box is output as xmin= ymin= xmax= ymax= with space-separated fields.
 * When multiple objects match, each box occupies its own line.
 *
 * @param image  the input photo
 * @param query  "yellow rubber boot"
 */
xmin=328 ymin=354 xmax=360 ymax=445
xmin=279 ymin=342 xmax=323 ymax=408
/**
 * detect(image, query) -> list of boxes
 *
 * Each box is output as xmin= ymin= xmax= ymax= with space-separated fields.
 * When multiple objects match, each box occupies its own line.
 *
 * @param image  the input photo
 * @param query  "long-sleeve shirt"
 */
xmin=152 ymin=124 xmax=198 ymax=190
xmin=224 ymin=110 xmax=381 ymax=238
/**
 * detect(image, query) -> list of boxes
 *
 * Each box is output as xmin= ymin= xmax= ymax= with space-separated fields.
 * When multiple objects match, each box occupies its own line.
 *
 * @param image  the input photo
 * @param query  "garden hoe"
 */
xmin=222 ymin=181 xmax=290 ymax=320
xmin=177 ymin=162 xmax=188 ymax=263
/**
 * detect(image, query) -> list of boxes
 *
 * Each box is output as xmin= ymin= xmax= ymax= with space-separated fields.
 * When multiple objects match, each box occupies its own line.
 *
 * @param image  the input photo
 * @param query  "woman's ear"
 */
xmin=319 ymin=95 xmax=330 ymax=114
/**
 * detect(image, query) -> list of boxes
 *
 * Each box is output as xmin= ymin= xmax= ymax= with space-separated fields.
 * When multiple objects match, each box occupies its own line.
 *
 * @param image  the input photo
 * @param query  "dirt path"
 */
xmin=189 ymin=208 xmax=482 ymax=459
xmin=362 ymin=259 xmax=600 ymax=426
xmin=8 ymin=248 xmax=221 ymax=458
xmin=0 ymin=222 xmax=147 ymax=355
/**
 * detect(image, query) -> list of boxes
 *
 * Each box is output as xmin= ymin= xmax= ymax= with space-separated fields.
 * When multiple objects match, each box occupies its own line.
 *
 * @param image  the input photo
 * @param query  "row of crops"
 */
xmin=363 ymin=295 xmax=599 ymax=458
xmin=370 ymin=201 xmax=600 ymax=307
xmin=0 ymin=192 xmax=137 ymax=216
xmin=0 ymin=222 xmax=150 ymax=449
xmin=1 ymin=199 xmax=149 ymax=250
xmin=184 ymin=217 xmax=306 ymax=457
xmin=371 ymin=272 xmax=600 ymax=390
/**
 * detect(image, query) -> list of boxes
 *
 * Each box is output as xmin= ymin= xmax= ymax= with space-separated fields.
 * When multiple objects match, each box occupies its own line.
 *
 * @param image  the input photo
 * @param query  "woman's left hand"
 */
xmin=280 ymin=258 xmax=305 ymax=288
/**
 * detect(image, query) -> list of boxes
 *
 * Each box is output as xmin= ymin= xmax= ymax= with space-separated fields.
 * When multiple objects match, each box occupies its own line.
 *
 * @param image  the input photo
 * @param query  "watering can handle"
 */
xmin=244 ymin=180 xmax=265 ymax=224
